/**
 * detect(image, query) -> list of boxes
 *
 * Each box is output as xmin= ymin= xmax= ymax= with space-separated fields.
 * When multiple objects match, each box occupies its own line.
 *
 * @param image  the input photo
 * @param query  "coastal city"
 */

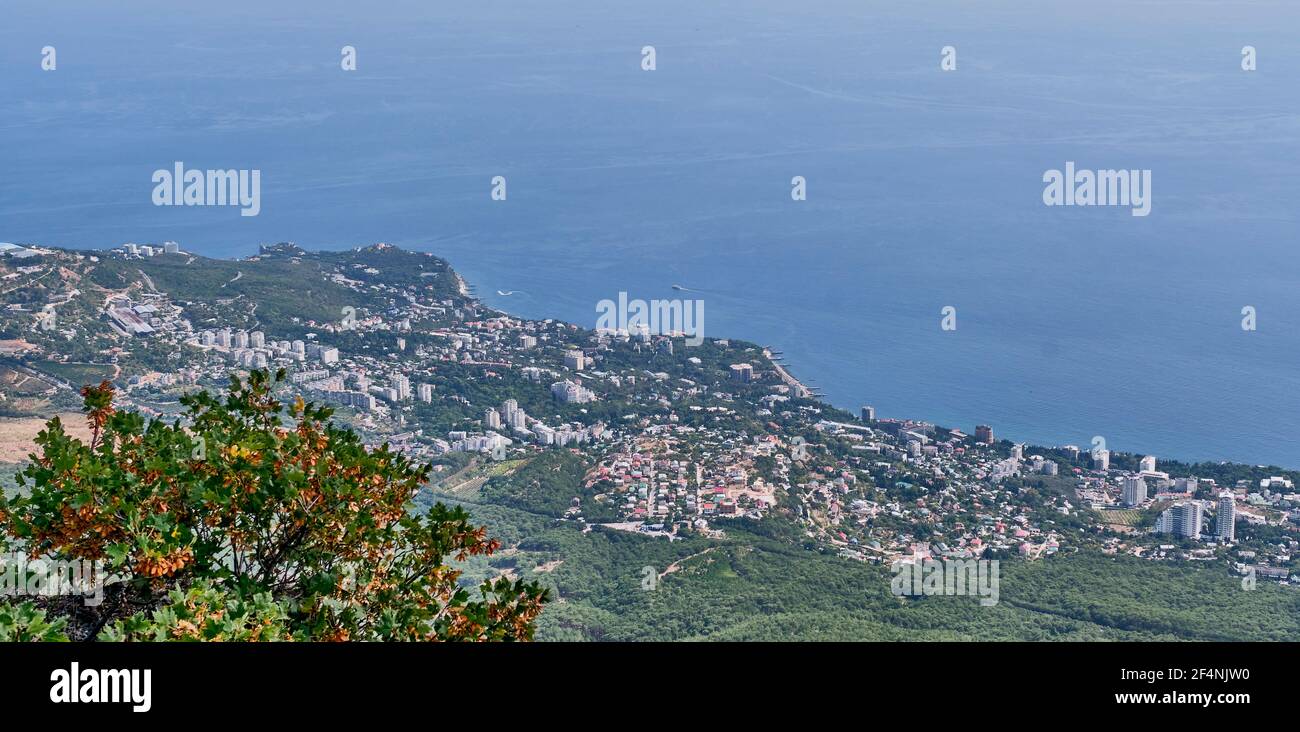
xmin=6 ymin=0 xmax=1298 ymax=707
xmin=2 ymin=240 xmax=1299 ymax=591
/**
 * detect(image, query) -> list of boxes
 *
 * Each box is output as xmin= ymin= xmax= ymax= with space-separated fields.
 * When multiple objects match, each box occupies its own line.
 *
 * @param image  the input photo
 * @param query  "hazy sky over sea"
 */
xmin=3 ymin=0 xmax=1299 ymax=465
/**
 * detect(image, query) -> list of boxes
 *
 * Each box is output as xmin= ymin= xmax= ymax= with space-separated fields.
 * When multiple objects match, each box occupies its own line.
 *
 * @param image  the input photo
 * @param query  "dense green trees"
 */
xmin=445 ymin=488 xmax=1300 ymax=642
xmin=0 ymin=370 xmax=547 ymax=641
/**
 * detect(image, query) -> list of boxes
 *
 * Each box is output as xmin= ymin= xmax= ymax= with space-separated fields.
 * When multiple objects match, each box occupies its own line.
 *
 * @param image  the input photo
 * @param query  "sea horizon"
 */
xmin=4 ymin=0 xmax=1299 ymax=468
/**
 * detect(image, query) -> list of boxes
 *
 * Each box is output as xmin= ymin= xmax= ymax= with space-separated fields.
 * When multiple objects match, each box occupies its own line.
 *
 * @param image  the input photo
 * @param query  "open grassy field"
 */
xmin=30 ymin=360 xmax=117 ymax=387
xmin=0 ymin=412 xmax=93 ymax=463
xmin=1100 ymin=508 xmax=1144 ymax=527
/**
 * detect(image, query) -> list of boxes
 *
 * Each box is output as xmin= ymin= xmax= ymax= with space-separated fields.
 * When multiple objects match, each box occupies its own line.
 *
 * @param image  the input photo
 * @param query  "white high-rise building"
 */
xmin=1093 ymin=449 xmax=1110 ymax=472
xmin=564 ymin=350 xmax=586 ymax=371
xmin=232 ymin=330 xmax=249 ymax=349
xmin=551 ymin=380 xmax=596 ymax=404
xmin=484 ymin=408 xmax=501 ymax=429
xmin=249 ymin=331 xmax=265 ymax=348
xmin=392 ymin=373 xmax=411 ymax=401
xmin=1122 ymin=476 xmax=1147 ymax=507
xmin=509 ymin=407 xmax=527 ymax=431
xmin=417 ymin=384 xmax=433 ymax=403
xmin=1155 ymin=501 xmax=1202 ymax=539
xmin=1216 ymin=492 xmax=1236 ymax=542
xmin=1139 ymin=455 xmax=1157 ymax=473
xmin=729 ymin=363 xmax=753 ymax=383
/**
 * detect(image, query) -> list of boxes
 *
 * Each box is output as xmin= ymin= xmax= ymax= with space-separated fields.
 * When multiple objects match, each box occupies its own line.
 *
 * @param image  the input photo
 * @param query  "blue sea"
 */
xmin=3 ymin=0 xmax=1299 ymax=466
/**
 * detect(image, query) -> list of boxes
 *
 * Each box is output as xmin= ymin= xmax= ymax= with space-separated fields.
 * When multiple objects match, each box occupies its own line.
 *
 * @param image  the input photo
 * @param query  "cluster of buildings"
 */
xmin=102 ymin=294 xmax=191 ymax=341
xmin=550 ymin=379 xmax=595 ymax=404
xmin=0 ymin=242 xmax=48 ymax=261
xmin=11 ymin=243 xmax=1296 ymax=588
xmin=113 ymin=241 xmax=181 ymax=258
xmin=302 ymin=371 xmax=425 ymax=413
xmin=806 ymin=418 xmax=1066 ymax=564
xmin=447 ymin=430 xmax=510 ymax=454
xmin=1085 ymin=455 xmax=1242 ymax=544
xmin=587 ymin=429 xmax=777 ymax=526
xmin=194 ymin=327 xmax=340 ymax=370
xmin=479 ymin=397 xmax=605 ymax=448
xmin=1152 ymin=493 xmax=1238 ymax=542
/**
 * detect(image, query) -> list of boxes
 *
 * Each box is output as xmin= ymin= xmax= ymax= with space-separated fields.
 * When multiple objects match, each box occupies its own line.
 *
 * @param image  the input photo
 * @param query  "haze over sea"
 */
xmin=3 ymin=1 xmax=1299 ymax=466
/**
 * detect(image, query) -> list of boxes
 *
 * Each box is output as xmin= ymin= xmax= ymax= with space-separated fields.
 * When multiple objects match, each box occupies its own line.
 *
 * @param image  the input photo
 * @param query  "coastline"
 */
xmin=763 ymin=348 xmax=812 ymax=399
xmin=14 ymin=240 xmax=1300 ymax=473
xmin=439 ymin=250 xmax=1300 ymax=473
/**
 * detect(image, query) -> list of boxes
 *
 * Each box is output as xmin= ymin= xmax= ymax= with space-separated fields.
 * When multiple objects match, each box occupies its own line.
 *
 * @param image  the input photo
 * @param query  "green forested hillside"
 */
xmin=425 ymin=488 xmax=1300 ymax=643
xmin=87 ymin=244 xmax=464 ymax=332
